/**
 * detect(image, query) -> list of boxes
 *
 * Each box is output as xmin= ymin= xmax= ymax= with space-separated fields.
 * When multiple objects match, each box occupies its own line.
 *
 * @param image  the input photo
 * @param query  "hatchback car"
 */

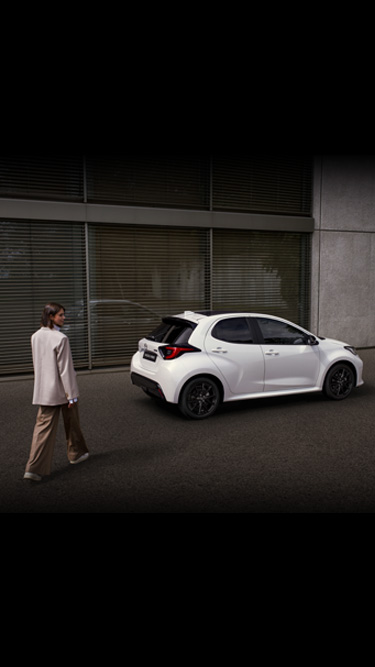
xmin=131 ymin=311 xmax=364 ymax=419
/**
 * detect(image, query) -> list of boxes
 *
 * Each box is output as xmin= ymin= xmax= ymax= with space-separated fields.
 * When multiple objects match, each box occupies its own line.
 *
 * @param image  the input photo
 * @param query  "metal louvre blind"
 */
xmin=88 ymin=224 xmax=210 ymax=366
xmin=213 ymin=229 xmax=311 ymax=328
xmin=86 ymin=156 xmax=210 ymax=209
xmin=0 ymin=156 xmax=84 ymax=201
xmin=1 ymin=221 xmax=311 ymax=376
xmin=0 ymin=220 xmax=88 ymax=374
xmin=212 ymin=156 xmax=312 ymax=215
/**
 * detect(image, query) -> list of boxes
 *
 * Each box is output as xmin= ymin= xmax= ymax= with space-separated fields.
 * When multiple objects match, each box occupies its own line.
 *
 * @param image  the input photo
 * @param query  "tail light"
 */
xmin=159 ymin=345 xmax=201 ymax=360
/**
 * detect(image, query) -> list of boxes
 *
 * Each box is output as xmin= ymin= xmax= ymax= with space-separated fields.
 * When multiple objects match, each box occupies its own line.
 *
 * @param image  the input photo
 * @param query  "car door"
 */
xmin=204 ymin=317 xmax=265 ymax=395
xmin=255 ymin=317 xmax=320 ymax=391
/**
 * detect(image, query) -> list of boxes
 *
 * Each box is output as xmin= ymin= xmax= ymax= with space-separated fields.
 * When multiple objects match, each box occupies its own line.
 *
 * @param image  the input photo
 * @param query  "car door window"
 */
xmin=256 ymin=318 xmax=308 ymax=345
xmin=212 ymin=318 xmax=254 ymax=344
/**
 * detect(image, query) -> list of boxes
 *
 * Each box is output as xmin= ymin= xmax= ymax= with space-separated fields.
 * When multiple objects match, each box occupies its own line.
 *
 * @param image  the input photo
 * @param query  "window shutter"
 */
xmin=88 ymin=224 xmax=210 ymax=366
xmin=86 ymin=156 xmax=210 ymax=209
xmin=212 ymin=229 xmax=311 ymax=328
xmin=0 ymin=156 xmax=83 ymax=201
xmin=0 ymin=220 xmax=88 ymax=375
xmin=0 ymin=220 xmax=311 ymax=376
xmin=212 ymin=155 xmax=312 ymax=215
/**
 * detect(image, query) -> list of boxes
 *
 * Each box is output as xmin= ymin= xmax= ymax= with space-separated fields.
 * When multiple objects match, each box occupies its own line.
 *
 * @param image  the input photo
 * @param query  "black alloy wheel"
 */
xmin=179 ymin=377 xmax=221 ymax=419
xmin=324 ymin=364 xmax=355 ymax=400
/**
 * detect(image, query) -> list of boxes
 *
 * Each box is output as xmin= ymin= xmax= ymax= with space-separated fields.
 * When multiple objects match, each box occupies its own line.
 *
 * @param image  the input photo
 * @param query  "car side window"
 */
xmin=256 ymin=318 xmax=308 ymax=345
xmin=212 ymin=318 xmax=254 ymax=344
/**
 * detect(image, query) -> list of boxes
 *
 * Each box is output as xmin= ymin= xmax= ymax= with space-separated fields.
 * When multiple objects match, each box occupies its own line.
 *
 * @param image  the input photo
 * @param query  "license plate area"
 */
xmin=143 ymin=350 xmax=157 ymax=363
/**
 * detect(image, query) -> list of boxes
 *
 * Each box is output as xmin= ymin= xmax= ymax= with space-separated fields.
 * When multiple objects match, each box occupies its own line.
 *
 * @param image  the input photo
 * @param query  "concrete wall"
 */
xmin=311 ymin=156 xmax=375 ymax=347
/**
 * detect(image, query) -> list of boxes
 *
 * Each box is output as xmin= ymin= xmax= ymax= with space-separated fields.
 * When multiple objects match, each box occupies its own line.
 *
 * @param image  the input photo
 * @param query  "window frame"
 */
xmin=253 ymin=317 xmax=310 ymax=346
xmin=211 ymin=317 xmax=257 ymax=345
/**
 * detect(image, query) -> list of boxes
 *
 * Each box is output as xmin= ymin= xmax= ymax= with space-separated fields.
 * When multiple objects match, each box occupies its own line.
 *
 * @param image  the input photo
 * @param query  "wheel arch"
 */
xmin=178 ymin=373 xmax=225 ymax=405
xmin=324 ymin=359 xmax=358 ymax=387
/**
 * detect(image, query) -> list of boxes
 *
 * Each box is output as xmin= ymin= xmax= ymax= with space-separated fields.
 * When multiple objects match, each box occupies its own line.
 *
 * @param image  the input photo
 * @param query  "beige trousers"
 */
xmin=25 ymin=403 xmax=89 ymax=476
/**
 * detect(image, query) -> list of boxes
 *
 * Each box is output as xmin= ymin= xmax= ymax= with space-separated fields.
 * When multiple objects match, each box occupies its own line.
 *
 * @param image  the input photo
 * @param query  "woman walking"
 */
xmin=24 ymin=303 xmax=89 ymax=482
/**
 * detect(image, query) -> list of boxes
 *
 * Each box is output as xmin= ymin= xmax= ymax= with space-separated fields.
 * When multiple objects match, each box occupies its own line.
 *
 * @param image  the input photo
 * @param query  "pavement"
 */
xmin=1 ymin=349 xmax=375 ymax=513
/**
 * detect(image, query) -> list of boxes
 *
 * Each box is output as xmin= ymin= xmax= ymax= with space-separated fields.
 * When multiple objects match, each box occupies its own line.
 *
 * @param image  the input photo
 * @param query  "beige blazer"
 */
xmin=31 ymin=327 xmax=80 ymax=406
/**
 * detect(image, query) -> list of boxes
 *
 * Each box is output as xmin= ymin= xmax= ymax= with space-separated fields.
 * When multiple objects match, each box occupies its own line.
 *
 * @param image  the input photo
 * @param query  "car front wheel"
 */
xmin=179 ymin=377 xmax=221 ymax=419
xmin=324 ymin=364 xmax=355 ymax=400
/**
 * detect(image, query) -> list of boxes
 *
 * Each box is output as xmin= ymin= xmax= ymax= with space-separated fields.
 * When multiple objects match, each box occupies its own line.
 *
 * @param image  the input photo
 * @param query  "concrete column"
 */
xmin=312 ymin=155 xmax=375 ymax=347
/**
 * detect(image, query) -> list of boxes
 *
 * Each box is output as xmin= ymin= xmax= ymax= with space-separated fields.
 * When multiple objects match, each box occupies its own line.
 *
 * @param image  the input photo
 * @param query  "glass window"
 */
xmin=86 ymin=156 xmax=210 ymax=210
xmin=212 ymin=229 xmax=311 ymax=329
xmin=212 ymin=318 xmax=254 ymax=344
xmin=257 ymin=318 xmax=308 ymax=345
xmin=88 ymin=224 xmax=209 ymax=366
xmin=147 ymin=320 xmax=195 ymax=345
xmin=212 ymin=156 xmax=313 ymax=216
xmin=0 ymin=156 xmax=83 ymax=201
xmin=0 ymin=220 xmax=87 ymax=375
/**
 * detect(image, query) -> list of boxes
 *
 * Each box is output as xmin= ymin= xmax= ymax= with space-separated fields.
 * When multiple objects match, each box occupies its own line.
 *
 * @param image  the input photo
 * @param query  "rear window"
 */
xmin=146 ymin=319 xmax=196 ymax=345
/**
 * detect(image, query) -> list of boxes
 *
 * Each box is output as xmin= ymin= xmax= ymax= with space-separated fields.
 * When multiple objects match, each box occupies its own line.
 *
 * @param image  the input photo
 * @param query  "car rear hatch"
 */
xmin=138 ymin=316 xmax=198 ymax=370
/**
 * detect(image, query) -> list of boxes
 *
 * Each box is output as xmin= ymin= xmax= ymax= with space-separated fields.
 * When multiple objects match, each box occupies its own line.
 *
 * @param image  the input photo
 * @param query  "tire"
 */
xmin=179 ymin=376 xmax=221 ymax=420
xmin=324 ymin=363 xmax=355 ymax=400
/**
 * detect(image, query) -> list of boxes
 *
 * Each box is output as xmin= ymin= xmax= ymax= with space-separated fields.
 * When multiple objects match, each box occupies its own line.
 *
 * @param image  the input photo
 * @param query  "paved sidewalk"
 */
xmin=1 ymin=350 xmax=375 ymax=513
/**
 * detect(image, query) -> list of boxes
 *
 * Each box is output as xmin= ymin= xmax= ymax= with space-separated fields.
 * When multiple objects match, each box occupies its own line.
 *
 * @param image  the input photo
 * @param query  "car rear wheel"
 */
xmin=179 ymin=377 xmax=221 ymax=419
xmin=324 ymin=363 xmax=355 ymax=400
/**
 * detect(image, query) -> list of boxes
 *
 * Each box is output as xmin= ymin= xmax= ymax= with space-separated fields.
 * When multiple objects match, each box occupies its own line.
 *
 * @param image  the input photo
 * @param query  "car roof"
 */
xmin=174 ymin=311 xmax=287 ymax=324
xmin=169 ymin=312 xmax=314 ymax=340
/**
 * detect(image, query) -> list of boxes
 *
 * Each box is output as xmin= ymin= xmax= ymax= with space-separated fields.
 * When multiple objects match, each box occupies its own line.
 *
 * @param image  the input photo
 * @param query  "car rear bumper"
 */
xmin=131 ymin=372 xmax=166 ymax=400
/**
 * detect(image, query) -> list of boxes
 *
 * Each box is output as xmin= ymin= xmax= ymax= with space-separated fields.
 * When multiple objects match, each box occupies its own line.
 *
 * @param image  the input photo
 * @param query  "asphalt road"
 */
xmin=2 ymin=349 xmax=375 ymax=513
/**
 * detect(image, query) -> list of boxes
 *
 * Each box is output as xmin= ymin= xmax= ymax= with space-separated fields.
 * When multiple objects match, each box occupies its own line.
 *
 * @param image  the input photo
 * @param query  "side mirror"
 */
xmin=307 ymin=335 xmax=319 ymax=346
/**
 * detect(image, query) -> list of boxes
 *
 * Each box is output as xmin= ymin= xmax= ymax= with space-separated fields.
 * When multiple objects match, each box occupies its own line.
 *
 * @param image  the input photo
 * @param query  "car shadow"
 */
xmin=219 ymin=382 xmax=372 ymax=416
xmin=136 ymin=381 xmax=373 ymax=421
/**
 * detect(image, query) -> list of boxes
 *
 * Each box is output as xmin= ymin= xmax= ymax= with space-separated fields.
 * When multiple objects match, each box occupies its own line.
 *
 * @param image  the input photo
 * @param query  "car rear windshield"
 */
xmin=146 ymin=318 xmax=196 ymax=345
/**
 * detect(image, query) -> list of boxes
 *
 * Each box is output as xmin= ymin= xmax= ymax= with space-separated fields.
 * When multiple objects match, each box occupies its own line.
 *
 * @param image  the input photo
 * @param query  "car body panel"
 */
xmin=261 ymin=344 xmax=321 ymax=391
xmin=204 ymin=321 xmax=265 ymax=395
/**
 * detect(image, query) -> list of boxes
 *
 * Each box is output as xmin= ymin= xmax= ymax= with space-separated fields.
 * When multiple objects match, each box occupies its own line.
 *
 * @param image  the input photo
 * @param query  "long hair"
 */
xmin=40 ymin=303 xmax=65 ymax=329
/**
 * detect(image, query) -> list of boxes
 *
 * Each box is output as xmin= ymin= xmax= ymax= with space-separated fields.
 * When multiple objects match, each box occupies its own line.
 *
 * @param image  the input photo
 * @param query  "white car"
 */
xmin=131 ymin=311 xmax=364 ymax=419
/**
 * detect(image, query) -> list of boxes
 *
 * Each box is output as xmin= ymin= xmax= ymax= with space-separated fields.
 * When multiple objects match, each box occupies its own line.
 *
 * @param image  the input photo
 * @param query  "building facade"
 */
xmin=311 ymin=155 xmax=375 ymax=348
xmin=1 ymin=154 xmax=370 ymax=377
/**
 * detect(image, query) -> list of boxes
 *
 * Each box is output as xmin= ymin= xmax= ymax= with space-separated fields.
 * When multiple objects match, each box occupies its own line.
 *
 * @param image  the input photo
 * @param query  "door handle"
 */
xmin=265 ymin=350 xmax=279 ymax=356
xmin=212 ymin=348 xmax=228 ymax=354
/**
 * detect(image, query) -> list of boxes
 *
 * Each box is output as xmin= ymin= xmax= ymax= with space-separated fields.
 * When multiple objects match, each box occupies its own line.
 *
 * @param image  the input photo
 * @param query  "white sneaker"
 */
xmin=24 ymin=472 xmax=42 ymax=482
xmin=70 ymin=453 xmax=89 ymax=465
